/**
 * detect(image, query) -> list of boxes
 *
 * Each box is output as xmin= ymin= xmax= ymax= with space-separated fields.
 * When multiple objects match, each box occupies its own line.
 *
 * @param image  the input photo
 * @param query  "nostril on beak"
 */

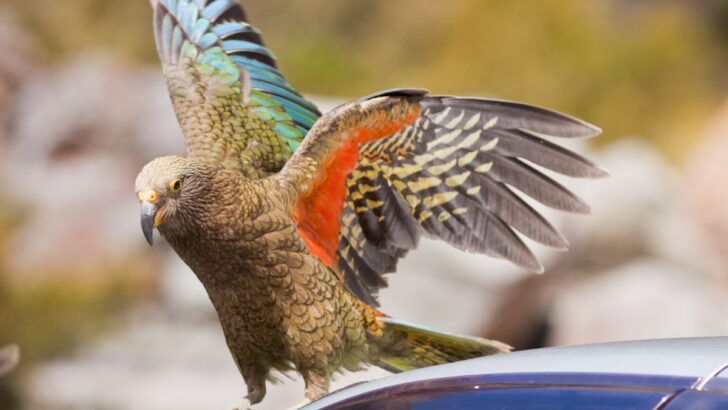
xmin=138 ymin=190 xmax=159 ymax=204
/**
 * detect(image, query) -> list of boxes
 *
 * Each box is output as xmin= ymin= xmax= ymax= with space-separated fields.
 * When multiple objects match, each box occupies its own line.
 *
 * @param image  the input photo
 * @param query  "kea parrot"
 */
xmin=136 ymin=0 xmax=606 ymax=408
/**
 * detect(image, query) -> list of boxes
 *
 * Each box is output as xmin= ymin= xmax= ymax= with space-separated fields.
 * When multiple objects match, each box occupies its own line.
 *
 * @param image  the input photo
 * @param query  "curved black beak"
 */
xmin=140 ymin=201 xmax=158 ymax=246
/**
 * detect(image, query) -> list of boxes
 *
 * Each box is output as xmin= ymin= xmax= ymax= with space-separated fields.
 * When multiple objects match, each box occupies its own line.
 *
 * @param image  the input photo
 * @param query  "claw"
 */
xmin=229 ymin=397 xmax=253 ymax=410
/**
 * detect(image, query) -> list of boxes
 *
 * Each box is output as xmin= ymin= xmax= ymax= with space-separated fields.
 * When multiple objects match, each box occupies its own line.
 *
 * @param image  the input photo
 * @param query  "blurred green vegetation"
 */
xmin=5 ymin=0 xmax=728 ymax=161
xmin=5 ymin=0 xmax=728 ymax=160
xmin=0 ymin=200 xmax=155 ymax=409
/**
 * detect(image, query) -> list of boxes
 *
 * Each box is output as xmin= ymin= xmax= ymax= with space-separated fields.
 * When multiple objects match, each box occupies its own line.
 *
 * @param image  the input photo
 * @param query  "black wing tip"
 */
xmin=505 ymin=246 xmax=544 ymax=273
xmin=569 ymin=122 xmax=602 ymax=140
xmin=589 ymin=164 xmax=610 ymax=179
xmin=344 ymin=271 xmax=381 ymax=307
xmin=516 ymin=246 xmax=544 ymax=273
xmin=358 ymin=88 xmax=430 ymax=103
xmin=557 ymin=159 xmax=609 ymax=179
xmin=565 ymin=156 xmax=610 ymax=179
xmin=585 ymin=123 xmax=603 ymax=137
xmin=361 ymin=291 xmax=381 ymax=307
xmin=568 ymin=119 xmax=602 ymax=139
xmin=545 ymin=230 xmax=570 ymax=251
xmin=433 ymin=96 xmax=603 ymax=139
xmin=521 ymin=257 xmax=545 ymax=274
xmin=359 ymin=284 xmax=383 ymax=307
xmin=571 ymin=199 xmax=592 ymax=214
xmin=490 ymin=243 xmax=544 ymax=273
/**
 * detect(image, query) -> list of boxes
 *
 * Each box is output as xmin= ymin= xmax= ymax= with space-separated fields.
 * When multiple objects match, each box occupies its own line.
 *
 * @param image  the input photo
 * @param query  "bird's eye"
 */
xmin=170 ymin=178 xmax=182 ymax=192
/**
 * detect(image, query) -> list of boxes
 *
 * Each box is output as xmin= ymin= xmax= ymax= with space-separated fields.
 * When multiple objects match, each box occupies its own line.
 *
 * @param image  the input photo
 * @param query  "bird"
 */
xmin=137 ymin=0 xmax=606 ymax=408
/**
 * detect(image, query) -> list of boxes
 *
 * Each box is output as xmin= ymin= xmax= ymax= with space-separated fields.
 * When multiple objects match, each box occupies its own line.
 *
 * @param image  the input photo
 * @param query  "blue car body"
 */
xmin=303 ymin=337 xmax=728 ymax=409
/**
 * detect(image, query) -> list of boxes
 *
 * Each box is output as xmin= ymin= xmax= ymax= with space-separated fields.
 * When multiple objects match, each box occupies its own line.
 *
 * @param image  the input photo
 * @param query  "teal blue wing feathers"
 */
xmin=152 ymin=0 xmax=320 ymax=166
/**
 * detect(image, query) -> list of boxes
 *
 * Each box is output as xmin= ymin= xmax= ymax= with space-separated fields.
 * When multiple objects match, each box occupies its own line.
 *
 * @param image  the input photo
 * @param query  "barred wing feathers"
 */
xmin=281 ymin=89 xmax=605 ymax=305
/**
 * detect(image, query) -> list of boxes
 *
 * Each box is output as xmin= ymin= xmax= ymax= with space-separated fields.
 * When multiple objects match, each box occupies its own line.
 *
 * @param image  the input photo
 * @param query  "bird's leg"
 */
xmin=229 ymin=366 xmax=267 ymax=410
xmin=302 ymin=369 xmax=329 ymax=402
xmin=227 ymin=384 xmax=265 ymax=410
xmin=228 ymin=397 xmax=253 ymax=410
xmin=246 ymin=381 xmax=266 ymax=405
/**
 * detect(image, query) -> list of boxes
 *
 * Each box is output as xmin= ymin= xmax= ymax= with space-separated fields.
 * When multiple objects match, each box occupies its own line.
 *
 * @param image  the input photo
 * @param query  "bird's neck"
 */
xmin=159 ymin=173 xmax=276 ymax=279
xmin=164 ymin=174 xmax=234 ymax=232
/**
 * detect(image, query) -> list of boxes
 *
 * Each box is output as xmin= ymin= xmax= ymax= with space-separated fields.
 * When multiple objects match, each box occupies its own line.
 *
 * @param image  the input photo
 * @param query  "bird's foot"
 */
xmin=228 ymin=397 xmax=252 ymax=410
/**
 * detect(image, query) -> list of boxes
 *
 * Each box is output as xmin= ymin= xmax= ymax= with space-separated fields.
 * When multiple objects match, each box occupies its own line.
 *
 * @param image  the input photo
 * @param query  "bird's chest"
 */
xmin=207 ymin=272 xmax=287 ymax=351
xmin=160 ymin=196 xmax=356 ymax=355
xmin=162 ymin=215 xmax=308 ymax=337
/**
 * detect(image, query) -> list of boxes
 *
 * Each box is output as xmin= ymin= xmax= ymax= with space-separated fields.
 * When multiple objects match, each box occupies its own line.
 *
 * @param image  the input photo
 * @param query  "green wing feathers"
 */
xmin=152 ymin=0 xmax=320 ymax=174
xmin=371 ymin=317 xmax=511 ymax=373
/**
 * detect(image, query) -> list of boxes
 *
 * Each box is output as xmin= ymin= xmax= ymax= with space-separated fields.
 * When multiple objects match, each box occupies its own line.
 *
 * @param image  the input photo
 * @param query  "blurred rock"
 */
xmin=0 ymin=10 xmax=38 ymax=113
xmin=485 ymin=139 xmax=726 ymax=348
xmin=566 ymin=139 xmax=722 ymax=275
xmin=685 ymin=99 xmax=728 ymax=279
xmin=550 ymin=258 xmax=728 ymax=345
xmin=380 ymin=237 xmax=535 ymax=336
xmin=0 ymin=345 xmax=19 ymax=377
xmin=1 ymin=54 xmax=183 ymax=277
xmin=159 ymin=251 xmax=217 ymax=320
xmin=481 ymin=273 xmax=555 ymax=351
xmin=28 ymin=308 xmax=388 ymax=410
xmin=0 ymin=10 xmax=39 ymax=161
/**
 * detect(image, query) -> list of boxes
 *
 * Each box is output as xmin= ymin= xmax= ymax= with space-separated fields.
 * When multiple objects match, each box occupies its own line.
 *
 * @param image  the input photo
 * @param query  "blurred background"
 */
xmin=1 ymin=0 xmax=728 ymax=408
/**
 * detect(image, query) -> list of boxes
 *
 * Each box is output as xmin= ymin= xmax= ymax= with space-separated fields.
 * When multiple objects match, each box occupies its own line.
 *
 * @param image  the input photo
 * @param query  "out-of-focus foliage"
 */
xmin=6 ymin=0 xmax=727 ymax=160
xmin=0 ymin=199 xmax=155 ymax=409
xmin=3 ymin=0 xmax=155 ymax=63
xmin=253 ymin=0 xmax=728 ymax=161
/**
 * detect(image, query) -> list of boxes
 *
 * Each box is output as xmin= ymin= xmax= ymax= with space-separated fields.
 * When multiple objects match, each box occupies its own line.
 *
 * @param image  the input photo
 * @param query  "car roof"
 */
xmin=304 ymin=337 xmax=728 ymax=409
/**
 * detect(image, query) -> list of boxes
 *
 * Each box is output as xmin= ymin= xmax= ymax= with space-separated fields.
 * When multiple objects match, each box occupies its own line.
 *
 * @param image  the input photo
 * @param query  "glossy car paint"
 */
xmin=302 ymin=338 xmax=728 ymax=410
xmin=320 ymin=373 xmax=691 ymax=409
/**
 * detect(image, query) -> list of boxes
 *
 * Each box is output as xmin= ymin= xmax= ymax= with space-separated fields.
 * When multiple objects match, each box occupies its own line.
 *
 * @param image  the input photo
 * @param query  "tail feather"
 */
xmin=371 ymin=317 xmax=511 ymax=373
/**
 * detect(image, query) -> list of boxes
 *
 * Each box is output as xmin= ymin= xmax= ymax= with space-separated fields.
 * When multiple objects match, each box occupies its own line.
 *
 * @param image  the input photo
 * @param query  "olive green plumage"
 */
xmin=135 ymin=156 xmax=509 ymax=405
xmin=137 ymin=1 xmax=604 ymax=408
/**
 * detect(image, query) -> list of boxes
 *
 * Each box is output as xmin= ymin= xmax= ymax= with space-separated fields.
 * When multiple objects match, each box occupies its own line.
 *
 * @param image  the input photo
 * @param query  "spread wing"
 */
xmin=280 ymin=89 xmax=606 ymax=306
xmin=151 ymin=0 xmax=320 ymax=177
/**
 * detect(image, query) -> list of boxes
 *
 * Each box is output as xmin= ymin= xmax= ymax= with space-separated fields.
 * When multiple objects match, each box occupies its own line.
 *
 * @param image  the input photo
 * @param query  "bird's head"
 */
xmin=135 ymin=156 xmax=208 ymax=245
